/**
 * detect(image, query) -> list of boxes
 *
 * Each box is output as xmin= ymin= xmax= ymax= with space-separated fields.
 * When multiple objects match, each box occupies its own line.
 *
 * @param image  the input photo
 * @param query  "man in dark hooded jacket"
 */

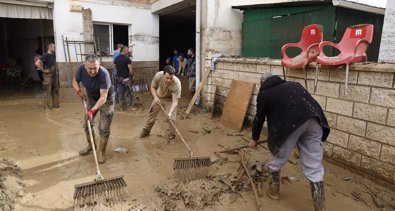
xmin=250 ymin=72 xmax=330 ymax=211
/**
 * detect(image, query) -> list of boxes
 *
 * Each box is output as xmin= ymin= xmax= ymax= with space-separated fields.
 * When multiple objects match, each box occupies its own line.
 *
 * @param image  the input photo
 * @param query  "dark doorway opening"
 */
xmin=0 ymin=18 xmax=54 ymax=98
xmin=159 ymin=6 xmax=195 ymax=71
xmin=113 ymin=25 xmax=129 ymax=49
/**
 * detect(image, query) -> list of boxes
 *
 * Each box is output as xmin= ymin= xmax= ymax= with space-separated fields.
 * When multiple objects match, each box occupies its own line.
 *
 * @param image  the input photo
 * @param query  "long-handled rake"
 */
xmin=157 ymin=101 xmax=211 ymax=182
xmin=74 ymin=100 xmax=128 ymax=208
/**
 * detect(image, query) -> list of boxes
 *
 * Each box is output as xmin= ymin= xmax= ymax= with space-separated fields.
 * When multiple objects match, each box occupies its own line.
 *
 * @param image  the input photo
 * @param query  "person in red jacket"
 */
xmin=250 ymin=72 xmax=330 ymax=211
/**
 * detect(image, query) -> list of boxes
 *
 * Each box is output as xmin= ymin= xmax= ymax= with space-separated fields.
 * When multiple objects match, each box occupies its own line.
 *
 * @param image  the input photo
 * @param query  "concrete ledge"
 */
xmin=217 ymin=58 xmax=395 ymax=73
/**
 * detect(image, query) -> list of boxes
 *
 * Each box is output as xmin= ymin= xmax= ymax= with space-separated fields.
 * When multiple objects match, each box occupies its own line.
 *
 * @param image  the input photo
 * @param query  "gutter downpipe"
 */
xmin=195 ymin=0 xmax=201 ymax=105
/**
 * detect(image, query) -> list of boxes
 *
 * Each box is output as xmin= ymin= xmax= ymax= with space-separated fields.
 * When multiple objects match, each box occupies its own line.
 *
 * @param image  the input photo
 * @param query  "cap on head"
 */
xmin=260 ymin=72 xmax=273 ymax=85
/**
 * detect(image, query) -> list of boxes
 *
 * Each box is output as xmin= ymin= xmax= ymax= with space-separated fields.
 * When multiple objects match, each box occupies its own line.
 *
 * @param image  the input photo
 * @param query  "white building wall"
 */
xmin=379 ymin=0 xmax=395 ymax=63
xmin=202 ymin=0 xmax=243 ymax=58
xmin=53 ymin=0 xmax=159 ymax=62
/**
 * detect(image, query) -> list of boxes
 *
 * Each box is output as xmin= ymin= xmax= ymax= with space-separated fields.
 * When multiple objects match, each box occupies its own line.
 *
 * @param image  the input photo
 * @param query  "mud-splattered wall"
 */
xmin=379 ymin=0 xmax=395 ymax=62
xmin=201 ymin=0 xmax=243 ymax=58
xmin=53 ymin=0 xmax=159 ymax=87
xmin=202 ymin=58 xmax=395 ymax=188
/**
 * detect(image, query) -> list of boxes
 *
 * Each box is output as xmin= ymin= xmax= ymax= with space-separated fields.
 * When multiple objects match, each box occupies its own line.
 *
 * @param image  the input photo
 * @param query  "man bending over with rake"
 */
xmin=138 ymin=65 xmax=181 ymax=140
xmin=73 ymin=55 xmax=115 ymax=164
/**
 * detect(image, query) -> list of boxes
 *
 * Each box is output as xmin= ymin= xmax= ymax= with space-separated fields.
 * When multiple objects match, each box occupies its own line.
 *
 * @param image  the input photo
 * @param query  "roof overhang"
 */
xmin=232 ymin=0 xmax=385 ymax=15
xmin=151 ymin=0 xmax=195 ymax=15
xmin=332 ymin=0 xmax=384 ymax=15
xmin=0 ymin=0 xmax=54 ymax=8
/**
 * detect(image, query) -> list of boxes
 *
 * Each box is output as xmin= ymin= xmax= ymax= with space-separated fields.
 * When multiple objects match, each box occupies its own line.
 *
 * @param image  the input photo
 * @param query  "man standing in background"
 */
xmin=186 ymin=48 xmax=196 ymax=95
xmin=35 ymin=43 xmax=59 ymax=109
xmin=114 ymin=46 xmax=133 ymax=111
xmin=172 ymin=49 xmax=179 ymax=73
xmin=112 ymin=44 xmax=123 ymax=102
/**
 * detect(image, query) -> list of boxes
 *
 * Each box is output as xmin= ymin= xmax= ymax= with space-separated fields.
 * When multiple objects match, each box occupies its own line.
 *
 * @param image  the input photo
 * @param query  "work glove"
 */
xmin=86 ymin=108 xmax=97 ymax=121
xmin=76 ymin=90 xmax=86 ymax=101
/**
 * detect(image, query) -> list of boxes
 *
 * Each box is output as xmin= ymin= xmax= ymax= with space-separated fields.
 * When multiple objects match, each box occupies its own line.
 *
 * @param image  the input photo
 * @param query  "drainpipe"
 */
xmin=195 ymin=0 xmax=201 ymax=105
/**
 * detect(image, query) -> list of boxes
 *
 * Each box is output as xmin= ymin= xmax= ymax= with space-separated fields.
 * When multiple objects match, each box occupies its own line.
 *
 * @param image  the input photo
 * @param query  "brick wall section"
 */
xmin=201 ymin=58 xmax=395 ymax=187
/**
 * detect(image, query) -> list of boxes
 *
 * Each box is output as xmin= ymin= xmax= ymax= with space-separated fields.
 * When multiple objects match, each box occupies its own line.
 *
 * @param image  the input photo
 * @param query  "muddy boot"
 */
xmin=97 ymin=136 xmax=108 ymax=164
xmin=268 ymin=168 xmax=280 ymax=200
xmin=79 ymin=128 xmax=96 ymax=156
xmin=138 ymin=128 xmax=150 ymax=138
xmin=310 ymin=181 xmax=326 ymax=211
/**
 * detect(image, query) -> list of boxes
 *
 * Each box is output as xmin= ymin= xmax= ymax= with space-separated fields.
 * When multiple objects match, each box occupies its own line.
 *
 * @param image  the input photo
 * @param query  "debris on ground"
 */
xmin=227 ymin=132 xmax=244 ymax=136
xmin=0 ymin=159 xmax=23 ymax=211
xmin=155 ymin=177 xmax=239 ymax=210
xmin=114 ymin=146 xmax=129 ymax=154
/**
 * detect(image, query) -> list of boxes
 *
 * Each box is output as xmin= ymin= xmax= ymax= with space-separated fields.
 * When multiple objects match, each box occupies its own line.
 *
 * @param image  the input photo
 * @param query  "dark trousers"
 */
xmin=42 ymin=70 xmax=59 ymax=109
xmin=83 ymin=97 xmax=114 ymax=138
xmin=116 ymin=77 xmax=132 ymax=109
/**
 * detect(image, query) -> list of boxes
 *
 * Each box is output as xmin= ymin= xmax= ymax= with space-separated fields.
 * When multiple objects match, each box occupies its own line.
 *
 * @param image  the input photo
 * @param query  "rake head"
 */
xmin=73 ymin=176 xmax=128 ymax=209
xmin=173 ymin=157 xmax=211 ymax=182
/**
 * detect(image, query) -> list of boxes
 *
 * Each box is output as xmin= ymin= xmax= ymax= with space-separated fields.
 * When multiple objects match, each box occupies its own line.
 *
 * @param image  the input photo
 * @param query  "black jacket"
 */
xmin=252 ymin=75 xmax=330 ymax=154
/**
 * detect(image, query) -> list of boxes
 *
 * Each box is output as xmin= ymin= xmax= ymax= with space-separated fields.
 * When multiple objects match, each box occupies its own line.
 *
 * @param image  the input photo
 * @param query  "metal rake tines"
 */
xmin=173 ymin=157 xmax=211 ymax=182
xmin=73 ymin=177 xmax=128 ymax=208
xmin=173 ymin=157 xmax=211 ymax=170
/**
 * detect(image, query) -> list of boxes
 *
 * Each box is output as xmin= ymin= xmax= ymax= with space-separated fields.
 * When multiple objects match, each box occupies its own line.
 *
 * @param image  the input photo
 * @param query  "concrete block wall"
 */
xmin=202 ymin=57 xmax=395 ymax=187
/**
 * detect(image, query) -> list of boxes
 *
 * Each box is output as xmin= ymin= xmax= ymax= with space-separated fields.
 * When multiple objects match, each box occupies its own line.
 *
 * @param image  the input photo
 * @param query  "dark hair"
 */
xmin=116 ymin=43 xmax=123 ymax=49
xmin=188 ymin=48 xmax=194 ymax=53
xmin=47 ymin=43 xmax=55 ymax=50
xmin=120 ymin=46 xmax=128 ymax=52
xmin=163 ymin=65 xmax=176 ymax=75
xmin=85 ymin=54 xmax=99 ymax=63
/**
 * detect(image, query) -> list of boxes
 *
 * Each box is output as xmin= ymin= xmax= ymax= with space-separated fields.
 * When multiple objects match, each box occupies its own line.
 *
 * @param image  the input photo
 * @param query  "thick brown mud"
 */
xmin=0 ymin=86 xmax=393 ymax=211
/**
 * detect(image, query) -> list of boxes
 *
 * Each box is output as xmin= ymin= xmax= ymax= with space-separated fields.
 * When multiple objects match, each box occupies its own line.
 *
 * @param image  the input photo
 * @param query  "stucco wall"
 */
xmin=201 ymin=0 xmax=243 ymax=59
xmin=53 ymin=0 xmax=159 ymax=87
xmin=379 ymin=0 xmax=395 ymax=62
xmin=202 ymin=58 xmax=395 ymax=188
xmin=54 ymin=0 xmax=158 ymax=62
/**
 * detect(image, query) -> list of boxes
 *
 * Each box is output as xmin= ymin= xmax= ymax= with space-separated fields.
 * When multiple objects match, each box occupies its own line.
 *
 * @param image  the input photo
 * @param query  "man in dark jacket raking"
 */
xmin=249 ymin=72 xmax=330 ymax=211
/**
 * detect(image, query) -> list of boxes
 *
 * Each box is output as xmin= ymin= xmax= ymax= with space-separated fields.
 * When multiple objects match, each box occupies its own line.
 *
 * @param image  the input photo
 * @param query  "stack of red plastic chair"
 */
xmin=315 ymin=24 xmax=374 ymax=94
xmin=281 ymin=24 xmax=323 ymax=88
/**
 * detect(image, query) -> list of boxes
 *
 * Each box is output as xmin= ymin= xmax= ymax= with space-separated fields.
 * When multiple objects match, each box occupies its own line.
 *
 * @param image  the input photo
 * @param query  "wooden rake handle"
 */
xmin=215 ymin=140 xmax=267 ymax=154
xmin=156 ymin=101 xmax=194 ymax=157
xmin=83 ymin=100 xmax=104 ymax=181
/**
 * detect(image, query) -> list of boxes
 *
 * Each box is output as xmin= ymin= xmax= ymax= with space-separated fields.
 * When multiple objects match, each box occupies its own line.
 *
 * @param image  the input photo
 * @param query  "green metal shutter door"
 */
xmin=242 ymin=5 xmax=336 ymax=58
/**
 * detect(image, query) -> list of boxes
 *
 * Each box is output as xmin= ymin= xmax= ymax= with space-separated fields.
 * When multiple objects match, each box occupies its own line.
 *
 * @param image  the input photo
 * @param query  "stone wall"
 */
xmin=202 ymin=57 xmax=395 ymax=187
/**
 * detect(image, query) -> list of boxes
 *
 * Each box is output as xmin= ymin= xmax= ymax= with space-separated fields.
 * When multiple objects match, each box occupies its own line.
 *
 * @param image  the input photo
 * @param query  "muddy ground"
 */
xmin=0 ymin=82 xmax=394 ymax=211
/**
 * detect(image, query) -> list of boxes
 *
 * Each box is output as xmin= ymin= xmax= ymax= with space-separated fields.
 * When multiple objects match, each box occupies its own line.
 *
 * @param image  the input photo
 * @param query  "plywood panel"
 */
xmin=220 ymin=80 xmax=255 ymax=132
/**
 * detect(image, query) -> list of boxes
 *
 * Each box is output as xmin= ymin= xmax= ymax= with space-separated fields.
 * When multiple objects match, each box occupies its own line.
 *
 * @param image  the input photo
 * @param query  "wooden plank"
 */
xmin=185 ymin=68 xmax=212 ymax=114
xmin=220 ymin=80 xmax=255 ymax=132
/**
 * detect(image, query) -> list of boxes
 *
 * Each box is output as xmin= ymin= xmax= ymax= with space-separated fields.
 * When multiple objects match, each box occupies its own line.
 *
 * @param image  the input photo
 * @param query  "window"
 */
xmin=93 ymin=23 xmax=129 ymax=56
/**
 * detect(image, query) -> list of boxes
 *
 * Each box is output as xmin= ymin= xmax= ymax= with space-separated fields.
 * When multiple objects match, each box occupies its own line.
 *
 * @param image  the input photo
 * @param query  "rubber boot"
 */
xmin=97 ymin=136 xmax=108 ymax=164
xmin=268 ymin=168 xmax=280 ymax=200
xmin=310 ymin=181 xmax=326 ymax=211
xmin=79 ymin=128 xmax=96 ymax=156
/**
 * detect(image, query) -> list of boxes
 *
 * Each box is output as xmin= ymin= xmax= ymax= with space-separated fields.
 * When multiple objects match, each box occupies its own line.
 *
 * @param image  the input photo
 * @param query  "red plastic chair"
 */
xmin=315 ymin=24 xmax=374 ymax=94
xmin=281 ymin=24 xmax=323 ymax=88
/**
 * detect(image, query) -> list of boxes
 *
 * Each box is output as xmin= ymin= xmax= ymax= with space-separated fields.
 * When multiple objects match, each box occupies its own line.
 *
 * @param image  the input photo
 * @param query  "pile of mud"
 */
xmin=155 ymin=177 xmax=241 ymax=210
xmin=0 ymin=159 xmax=23 ymax=211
